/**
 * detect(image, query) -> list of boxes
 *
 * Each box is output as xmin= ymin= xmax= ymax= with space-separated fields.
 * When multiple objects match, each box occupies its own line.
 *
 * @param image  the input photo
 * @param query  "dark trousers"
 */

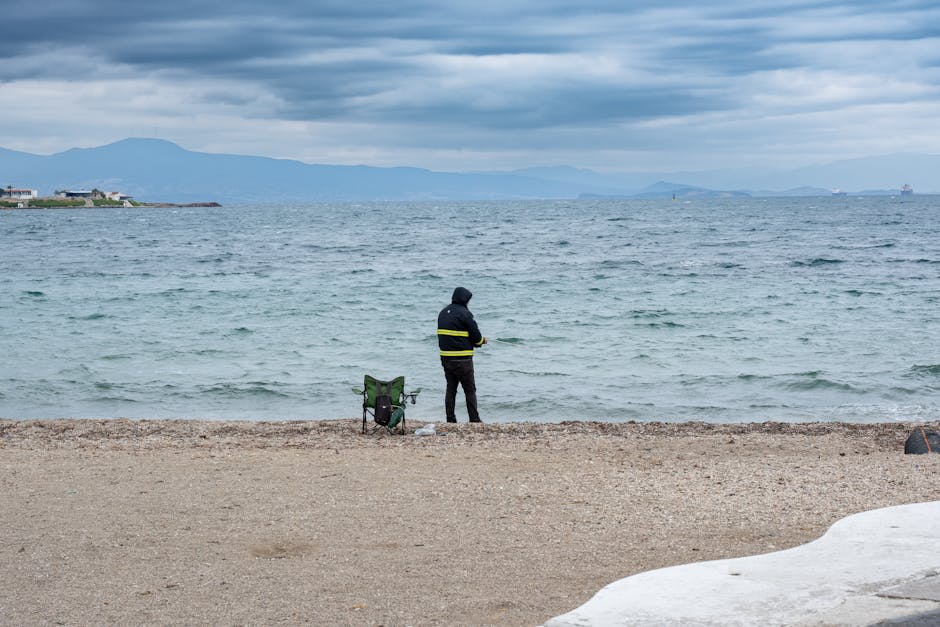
xmin=442 ymin=358 xmax=480 ymax=422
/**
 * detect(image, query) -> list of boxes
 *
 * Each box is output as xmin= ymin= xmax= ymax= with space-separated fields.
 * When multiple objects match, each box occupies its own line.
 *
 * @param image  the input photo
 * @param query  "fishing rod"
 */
xmin=489 ymin=337 xmax=526 ymax=347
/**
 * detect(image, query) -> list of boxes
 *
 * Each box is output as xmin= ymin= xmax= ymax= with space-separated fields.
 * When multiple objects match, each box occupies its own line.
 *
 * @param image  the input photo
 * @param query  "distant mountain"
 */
xmin=581 ymin=181 xmax=750 ymax=199
xmin=749 ymin=186 xmax=833 ymax=197
xmin=518 ymin=157 xmax=940 ymax=196
xmin=764 ymin=154 xmax=940 ymax=192
xmin=2 ymin=138 xmax=936 ymax=202
xmin=504 ymin=166 xmax=654 ymax=192
xmin=0 ymin=138 xmax=628 ymax=203
xmin=0 ymin=146 xmax=43 ymax=172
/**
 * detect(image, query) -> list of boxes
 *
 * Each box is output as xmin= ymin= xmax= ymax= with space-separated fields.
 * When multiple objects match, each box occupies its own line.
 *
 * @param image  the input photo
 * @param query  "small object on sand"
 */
xmin=903 ymin=427 xmax=940 ymax=454
xmin=415 ymin=423 xmax=437 ymax=436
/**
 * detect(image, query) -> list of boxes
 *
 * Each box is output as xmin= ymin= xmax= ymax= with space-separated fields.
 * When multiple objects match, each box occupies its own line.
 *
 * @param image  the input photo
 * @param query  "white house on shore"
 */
xmin=1 ymin=187 xmax=39 ymax=199
xmin=54 ymin=190 xmax=134 ymax=201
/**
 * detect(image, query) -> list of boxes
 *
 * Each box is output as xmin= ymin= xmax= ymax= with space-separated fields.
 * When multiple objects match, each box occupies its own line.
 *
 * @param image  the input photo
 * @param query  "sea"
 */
xmin=2 ymin=196 xmax=939 ymax=424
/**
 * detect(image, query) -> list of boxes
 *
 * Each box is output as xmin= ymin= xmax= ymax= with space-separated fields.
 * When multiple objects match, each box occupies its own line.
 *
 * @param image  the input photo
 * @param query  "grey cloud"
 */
xmin=3 ymin=0 xmax=940 ymax=168
xmin=6 ymin=3 xmax=936 ymax=77
xmin=325 ymin=82 xmax=730 ymax=130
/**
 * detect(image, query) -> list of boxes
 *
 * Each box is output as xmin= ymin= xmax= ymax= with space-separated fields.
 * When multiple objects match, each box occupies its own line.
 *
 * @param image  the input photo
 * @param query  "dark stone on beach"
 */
xmin=903 ymin=428 xmax=940 ymax=454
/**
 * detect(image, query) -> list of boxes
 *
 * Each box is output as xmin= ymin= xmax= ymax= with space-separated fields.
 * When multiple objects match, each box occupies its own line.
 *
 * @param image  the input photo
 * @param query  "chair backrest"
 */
xmin=362 ymin=375 xmax=405 ymax=408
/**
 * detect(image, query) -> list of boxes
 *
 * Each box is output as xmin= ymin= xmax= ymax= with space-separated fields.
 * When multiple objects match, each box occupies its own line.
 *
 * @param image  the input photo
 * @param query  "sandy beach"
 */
xmin=1 ymin=418 xmax=938 ymax=626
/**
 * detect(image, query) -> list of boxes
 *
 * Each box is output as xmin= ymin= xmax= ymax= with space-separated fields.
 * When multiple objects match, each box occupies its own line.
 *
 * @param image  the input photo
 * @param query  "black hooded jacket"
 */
xmin=437 ymin=287 xmax=485 ymax=359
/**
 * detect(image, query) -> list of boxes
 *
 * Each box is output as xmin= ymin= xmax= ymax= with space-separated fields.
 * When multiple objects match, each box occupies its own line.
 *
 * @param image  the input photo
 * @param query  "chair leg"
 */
xmin=362 ymin=407 xmax=367 ymax=434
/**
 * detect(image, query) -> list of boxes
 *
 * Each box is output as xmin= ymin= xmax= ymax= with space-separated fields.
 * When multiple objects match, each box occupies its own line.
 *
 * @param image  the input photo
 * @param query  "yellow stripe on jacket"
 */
xmin=440 ymin=349 xmax=476 ymax=357
xmin=437 ymin=329 xmax=469 ymax=337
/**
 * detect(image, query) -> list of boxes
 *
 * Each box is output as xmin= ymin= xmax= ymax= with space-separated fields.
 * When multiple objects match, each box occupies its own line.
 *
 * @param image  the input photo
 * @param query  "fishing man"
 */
xmin=437 ymin=286 xmax=487 ymax=423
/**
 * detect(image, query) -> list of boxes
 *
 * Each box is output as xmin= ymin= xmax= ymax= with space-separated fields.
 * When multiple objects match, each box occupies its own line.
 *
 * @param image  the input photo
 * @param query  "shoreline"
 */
xmin=1 ymin=199 xmax=220 ymax=209
xmin=0 ymin=417 xmax=932 ymax=448
xmin=3 ymin=418 xmax=938 ymax=625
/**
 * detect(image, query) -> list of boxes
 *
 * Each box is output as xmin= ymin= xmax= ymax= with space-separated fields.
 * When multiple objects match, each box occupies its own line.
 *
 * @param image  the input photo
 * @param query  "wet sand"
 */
xmin=1 ymin=418 xmax=938 ymax=626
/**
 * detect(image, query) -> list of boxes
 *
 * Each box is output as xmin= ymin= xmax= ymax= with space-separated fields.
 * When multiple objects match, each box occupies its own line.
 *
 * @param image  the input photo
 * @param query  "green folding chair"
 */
xmin=353 ymin=375 xmax=420 ymax=434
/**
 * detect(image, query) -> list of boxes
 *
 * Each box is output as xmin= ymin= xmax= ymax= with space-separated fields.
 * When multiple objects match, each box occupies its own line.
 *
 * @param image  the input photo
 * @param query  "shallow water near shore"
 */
xmin=2 ymin=197 xmax=939 ymax=423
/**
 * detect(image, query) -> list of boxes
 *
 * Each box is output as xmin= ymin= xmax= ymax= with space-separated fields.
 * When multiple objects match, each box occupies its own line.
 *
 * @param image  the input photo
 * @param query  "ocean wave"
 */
xmin=909 ymin=364 xmax=940 ymax=376
xmin=69 ymin=313 xmax=111 ymax=321
xmin=191 ymin=349 xmax=228 ymax=356
xmin=885 ymin=258 xmax=940 ymax=264
xmin=629 ymin=309 xmax=672 ymax=319
xmin=84 ymin=395 xmax=141 ymax=403
xmin=200 ymin=382 xmax=291 ymax=399
xmin=61 ymin=271 xmax=112 ymax=279
xmin=674 ymin=404 xmax=733 ymax=413
xmin=736 ymin=374 xmax=773 ymax=382
xmin=196 ymin=253 xmax=235 ymax=264
xmin=597 ymin=259 xmax=643 ymax=268
xmin=57 ymin=363 xmax=96 ymax=377
xmin=777 ymin=375 xmax=861 ymax=393
xmin=635 ymin=321 xmax=685 ymax=328
xmin=792 ymin=370 xmax=822 ymax=377
xmin=832 ymin=242 xmax=896 ymax=250
xmin=698 ymin=240 xmax=753 ymax=248
xmin=789 ymin=258 xmax=847 ymax=267
xmin=500 ymin=369 xmax=569 ymax=377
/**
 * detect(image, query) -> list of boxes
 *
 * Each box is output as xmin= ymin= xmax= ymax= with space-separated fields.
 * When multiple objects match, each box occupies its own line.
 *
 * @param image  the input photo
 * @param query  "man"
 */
xmin=437 ymin=286 xmax=487 ymax=423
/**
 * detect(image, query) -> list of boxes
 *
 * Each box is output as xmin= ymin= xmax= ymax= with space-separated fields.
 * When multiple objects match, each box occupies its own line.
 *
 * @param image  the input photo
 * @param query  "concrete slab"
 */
xmin=545 ymin=501 xmax=940 ymax=627
xmin=879 ymin=574 xmax=940 ymax=603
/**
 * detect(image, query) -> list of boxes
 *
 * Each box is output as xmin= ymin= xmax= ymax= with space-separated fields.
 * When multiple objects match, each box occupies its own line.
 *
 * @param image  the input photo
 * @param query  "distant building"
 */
xmin=1 ymin=187 xmax=38 ymax=199
xmin=106 ymin=191 xmax=134 ymax=201
xmin=56 ymin=190 xmax=94 ymax=198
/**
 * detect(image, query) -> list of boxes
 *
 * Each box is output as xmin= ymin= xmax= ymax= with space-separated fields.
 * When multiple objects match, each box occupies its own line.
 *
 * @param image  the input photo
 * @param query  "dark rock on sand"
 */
xmin=903 ymin=427 xmax=940 ymax=454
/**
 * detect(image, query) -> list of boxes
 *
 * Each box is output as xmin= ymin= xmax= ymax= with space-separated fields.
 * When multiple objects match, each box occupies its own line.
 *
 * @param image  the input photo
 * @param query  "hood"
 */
xmin=451 ymin=286 xmax=472 ymax=306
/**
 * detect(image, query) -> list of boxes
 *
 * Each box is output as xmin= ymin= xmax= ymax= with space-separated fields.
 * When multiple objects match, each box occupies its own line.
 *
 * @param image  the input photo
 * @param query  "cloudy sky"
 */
xmin=2 ymin=1 xmax=939 ymax=172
